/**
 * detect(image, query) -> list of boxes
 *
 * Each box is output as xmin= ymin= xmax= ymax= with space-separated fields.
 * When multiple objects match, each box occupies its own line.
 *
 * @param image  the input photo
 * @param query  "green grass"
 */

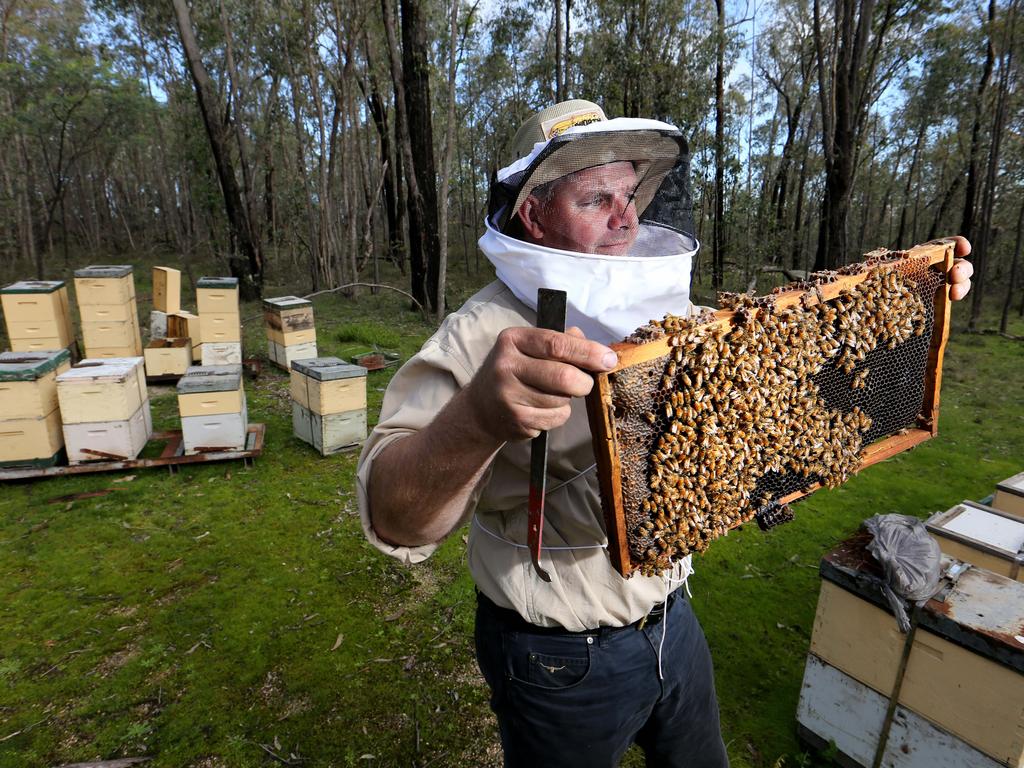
xmin=0 ymin=250 xmax=1022 ymax=766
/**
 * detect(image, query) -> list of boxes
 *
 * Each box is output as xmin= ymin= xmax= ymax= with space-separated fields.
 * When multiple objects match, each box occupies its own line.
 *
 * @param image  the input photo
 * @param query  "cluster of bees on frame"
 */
xmin=620 ymin=260 xmax=930 ymax=576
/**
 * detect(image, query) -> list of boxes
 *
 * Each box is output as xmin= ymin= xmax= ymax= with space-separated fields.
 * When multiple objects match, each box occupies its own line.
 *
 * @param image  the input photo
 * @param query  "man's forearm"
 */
xmin=368 ymin=387 xmax=504 ymax=547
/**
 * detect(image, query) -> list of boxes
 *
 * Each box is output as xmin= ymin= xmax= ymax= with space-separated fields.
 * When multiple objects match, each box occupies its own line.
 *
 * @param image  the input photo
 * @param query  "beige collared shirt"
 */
xmin=356 ymin=281 xmax=691 ymax=631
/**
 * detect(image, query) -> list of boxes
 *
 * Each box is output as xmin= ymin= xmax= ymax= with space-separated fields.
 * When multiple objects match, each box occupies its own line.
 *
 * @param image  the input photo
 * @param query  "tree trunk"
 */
xmin=171 ymin=0 xmax=263 ymax=299
xmin=436 ymin=0 xmax=459 ymax=321
xmin=960 ymin=0 xmax=996 ymax=244
xmin=1000 ymin=197 xmax=1024 ymax=334
xmin=713 ymin=0 xmax=725 ymax=289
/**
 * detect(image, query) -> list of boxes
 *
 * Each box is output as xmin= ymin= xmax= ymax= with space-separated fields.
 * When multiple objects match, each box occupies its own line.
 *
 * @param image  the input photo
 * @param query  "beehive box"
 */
xmin=79 ymin=303 xmax=135 ymax=323
xmin=152 ymin=266 xmax=181 ymax=314
xmin=797 ymin=653 xmax=1004 ymax=768
xmin=201 ymin=341 xmax=242 ymax=366
xmin=81 ymin=319 xmax=140 ymax=350
xmin=925 ymin=500 xmax=1024 ymax=581
xmin=291 ymin=402 xmax=366 ymax=455
xmin=263 ymin=296 xmax=315 ymax=343
xmin=587 ymin=241 xmax=956 ymax=576
xmin=994 ymin=472 xmax=1024 ymax=520
xmin=63 ymin=402 xmax=152 ymax=464
xmin=196 ymin=277 xmax=239 ymax=314
xmin=0 ymin=350 xmax=71 ymax=467
xmin=73 ymin=265 xmax=136 ymax=305
xmin=267 ymin=339 xmax=317 ymax=369
xmin=167 ymin=311 xmax=201 ymax=353
xmin=1 ymin=281 xmax=74 ymax=351
xmin=290 ymin=358 xmax=366 ymax=415
xmin=805 ymin=534 xmax=1024 ymax=766
xmin=150 ymin=310 xmax=167 ymax=340
xmin=199 ymin=313 xmax=241 ymax=343
xmin=144 ymin=338 xmax=192 ymax=378
xmin=57 ymin=357 xmax=148 ymax=424
xmin=177 ymin=365 xmax=247 ymax=454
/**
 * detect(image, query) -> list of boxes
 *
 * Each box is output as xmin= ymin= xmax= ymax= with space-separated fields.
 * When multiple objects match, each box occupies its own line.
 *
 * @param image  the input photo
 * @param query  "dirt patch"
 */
xmin=92 ymin=645 xmax=139 ymax=678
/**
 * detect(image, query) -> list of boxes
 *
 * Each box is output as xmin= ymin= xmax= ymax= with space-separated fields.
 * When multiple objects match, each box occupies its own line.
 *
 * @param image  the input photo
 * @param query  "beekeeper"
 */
xmin=355 ymin=100 xmax=973 ymax=767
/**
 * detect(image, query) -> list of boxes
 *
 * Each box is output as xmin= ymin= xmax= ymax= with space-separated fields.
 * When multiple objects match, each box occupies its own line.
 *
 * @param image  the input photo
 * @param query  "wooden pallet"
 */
xmin=0 ymin=423 xmax=265 ymax=481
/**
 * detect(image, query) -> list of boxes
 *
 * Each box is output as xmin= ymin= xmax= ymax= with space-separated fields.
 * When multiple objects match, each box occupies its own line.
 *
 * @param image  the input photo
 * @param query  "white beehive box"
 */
xmin=63 ymin=401 xmax=152 ymax=464
xmin=805 ymin=537 xmax=1024 ymax=767
xmin=57 ymin=358 xmax=148 ymax=424
xmin=925 ymin=500 xmax=1024 ymax=581
xmin=291 ymin=402 xmax=366 ymax=455
xmin=1 ymin=281 xmax=74 ymax=352
xmin=181 ymin=399 xmax=248 ymax=454
xmin=150 ymin=310 xmax=168 ymax=340
xmin=201 ymin=341 xmax=242 ymax=366
xmin=267 ymin=339 xmax=317 ymax=369
xmin=994 ymin=471 xmax=1024 ymax=520
xmin=144 ymin=338 xmax=192 ymax=378
xmin=0 ymin=350 xmax=72 ymax=467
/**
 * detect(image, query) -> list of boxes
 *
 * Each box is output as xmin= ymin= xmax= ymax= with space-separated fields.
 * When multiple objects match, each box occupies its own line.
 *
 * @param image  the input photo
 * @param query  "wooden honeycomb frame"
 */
xmin=586 ymin=240 xmax=956 ymax=577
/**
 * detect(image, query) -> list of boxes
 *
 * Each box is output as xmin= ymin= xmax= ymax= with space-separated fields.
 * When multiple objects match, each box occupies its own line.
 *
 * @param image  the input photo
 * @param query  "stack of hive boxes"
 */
xmin=0 ymin=350 xmax=71 ymax=467
xmin=56 ymin=357 xmax=151 ymax=463
xmin=290 ymin=357 xmax=366 ymax=455
xmin=144 ymin=266 xmax=192 ymax=379
xmin=197 ymin=277 xmax=241 ymax=365
xmin=176 ymin=365 xmax=248 ymax=454
xmin=1 ymin=281 xmax=75 ymax=354
xmin=796 ymin=535 xmax=1024 ymax=768
xmin=263 ymin=296 xmax=317 ymax=369
xmin=74 ymin=266 xmax=142 ymax=359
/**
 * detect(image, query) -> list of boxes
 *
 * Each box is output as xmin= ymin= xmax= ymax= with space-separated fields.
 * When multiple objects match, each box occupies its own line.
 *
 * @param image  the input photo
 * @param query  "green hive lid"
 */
xmin=197 ymin=277 xmax=239 ymax=290
xmin=1 ymin=280 xmax=65 ymax=294
xmin=74 ymin=265 xmax=133 ymax=278
xmin=291 ymin=357 xmax=366 ymax=381
xmin=262 ymin=295 xmax=312 ymax=311
xmin=0 ymin=349 xmax=71 ymax=381
xmin=177 ymin=364 xmax=242 ymax=394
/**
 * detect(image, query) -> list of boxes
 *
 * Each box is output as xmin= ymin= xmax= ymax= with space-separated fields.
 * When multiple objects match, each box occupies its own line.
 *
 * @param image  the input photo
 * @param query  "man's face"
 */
xmin=519 ymin=161 xmax=640 ymax=256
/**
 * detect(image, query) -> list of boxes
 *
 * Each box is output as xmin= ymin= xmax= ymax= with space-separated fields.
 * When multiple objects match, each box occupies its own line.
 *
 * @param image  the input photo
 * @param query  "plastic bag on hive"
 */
xmin=864 ymin=513 xmax=943 ymax=632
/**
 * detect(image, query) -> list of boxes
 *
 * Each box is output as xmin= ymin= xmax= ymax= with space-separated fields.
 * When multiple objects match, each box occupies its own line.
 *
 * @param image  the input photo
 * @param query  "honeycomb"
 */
xmin=609 ymin=249 xmax=946 ymax=576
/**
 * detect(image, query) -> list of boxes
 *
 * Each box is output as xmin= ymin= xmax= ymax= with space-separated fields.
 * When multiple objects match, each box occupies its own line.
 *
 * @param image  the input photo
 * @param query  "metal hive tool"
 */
xmin=586 ymin=240 xmax=957 ymax=577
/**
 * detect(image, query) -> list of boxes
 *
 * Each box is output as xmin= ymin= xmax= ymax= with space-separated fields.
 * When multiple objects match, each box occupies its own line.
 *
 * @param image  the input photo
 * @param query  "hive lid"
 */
xmin=74 ymin=265 xmax=133 ymax=278
xmin=1 ymin=280 xmax=65 ymax=294
xmin=291 ymin=357 xmax=366 ymax=381
xmin=997 ymin=472 xmax=1024 ymax=498
xmin=197 ymin=277 xmax=239 ymax=290
xmin=57 ymin=357 xmax=142 ymax=384
xmin=177 ymin=364 xmax=242 ymax=393
xmin=926 ymin=500 xmax=1024 ymax=555
xmin=821 ymin=532 xmax=1024 ymax=672
xmin=262 ymin=295 xmax=312 ymax=311
xmin=0 ymin=349 xmax=71 ymax=381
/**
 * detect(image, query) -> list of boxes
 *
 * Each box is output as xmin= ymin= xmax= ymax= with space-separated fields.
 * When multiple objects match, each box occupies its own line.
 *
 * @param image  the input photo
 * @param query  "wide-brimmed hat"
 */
xmin=488 ymin=100 xmax=688 ymax=232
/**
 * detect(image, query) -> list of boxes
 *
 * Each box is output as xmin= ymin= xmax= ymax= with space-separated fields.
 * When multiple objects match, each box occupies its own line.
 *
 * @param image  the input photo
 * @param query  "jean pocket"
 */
xmin=504 ymin=632 xmax=593 ymax=691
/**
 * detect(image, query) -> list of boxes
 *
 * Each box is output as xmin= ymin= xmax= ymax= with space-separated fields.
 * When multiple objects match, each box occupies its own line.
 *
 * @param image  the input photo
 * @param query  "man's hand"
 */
xmin=948 ymin=236 xmax=973 ymax=302
xmin=463 ymin=326 xmax=619 ymax=442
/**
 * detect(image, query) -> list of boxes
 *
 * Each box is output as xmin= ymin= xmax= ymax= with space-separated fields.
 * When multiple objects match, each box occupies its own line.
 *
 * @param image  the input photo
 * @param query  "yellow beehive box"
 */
xmin=82 ymin=318 xmax=140 ymax=350
xmin=9 ymin=337 xmax=68 ymax=353
xmin=144 ymin=338 xmax=192 ymax=377
xmin=289 ymin=358 xmax=367 ymax=415
xmin=267 ymin=326 xmax=315 ymax=346
xmin=5 ymin=318 xmax=74 ymax=347
xmin=177 ymin=365 xmax=245 ymax=418
xmin=0 ymin=409 xmax=63 ymax=465
xmin=198 ymin=312 xmax=241 ymax=344
xmin=152 ymin=266 xmax=181 ymax=313
xmin=73 ymin=265 xmax=135 ymax=306
xmin=79 ymin=302 xmax=136 ymax=323
xmin=994 ymin=472 xmax=1024 ymax=520
xmin=57 ymin=357 xmax=147 ymax=424
xmin=0 ymin=350 xmax=72 ymax=420
xmin=2 ymin=281 xmax=74 ymax=345
xmin=196 ymin=277 xmax=239 ymax=314
xmin=811 ymin=544 xmax=1024 ymax=767
xmin=87 ymin=346 xmax=143 ymax=359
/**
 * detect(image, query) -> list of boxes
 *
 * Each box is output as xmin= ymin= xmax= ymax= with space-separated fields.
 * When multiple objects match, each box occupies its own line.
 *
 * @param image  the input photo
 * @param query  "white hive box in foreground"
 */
xmin=1 ymin=280 xmax=75 ymax=353
xmin=57 ymin=357 xmax=152 ymax=463
xmin=0 ymin=349 xmax=71 ymax=467
xmin=290 ymin=357 xmax=366 ymax=454
xmin=74 ymin=266 xmax=142 ymax=357
xmin=926 ymin=500 xmax=1024 ymax=581
xmin=176 ymin=365 xmax=247 ymax=454
xmin=798 ymin=534 xmax=1024 ymax=768
xmin=994 ymin=471 xmax=1024 ymax=520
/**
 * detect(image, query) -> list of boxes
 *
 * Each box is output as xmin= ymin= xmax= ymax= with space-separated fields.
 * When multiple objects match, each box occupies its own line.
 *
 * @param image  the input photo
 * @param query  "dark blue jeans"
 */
xmin=474 ymin=590 xmax=730 ymax=768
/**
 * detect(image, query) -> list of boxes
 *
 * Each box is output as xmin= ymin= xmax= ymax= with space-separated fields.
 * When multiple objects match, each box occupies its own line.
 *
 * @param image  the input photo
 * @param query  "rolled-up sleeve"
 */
xmin=355 ymin=337 xmax=483 ymax=564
